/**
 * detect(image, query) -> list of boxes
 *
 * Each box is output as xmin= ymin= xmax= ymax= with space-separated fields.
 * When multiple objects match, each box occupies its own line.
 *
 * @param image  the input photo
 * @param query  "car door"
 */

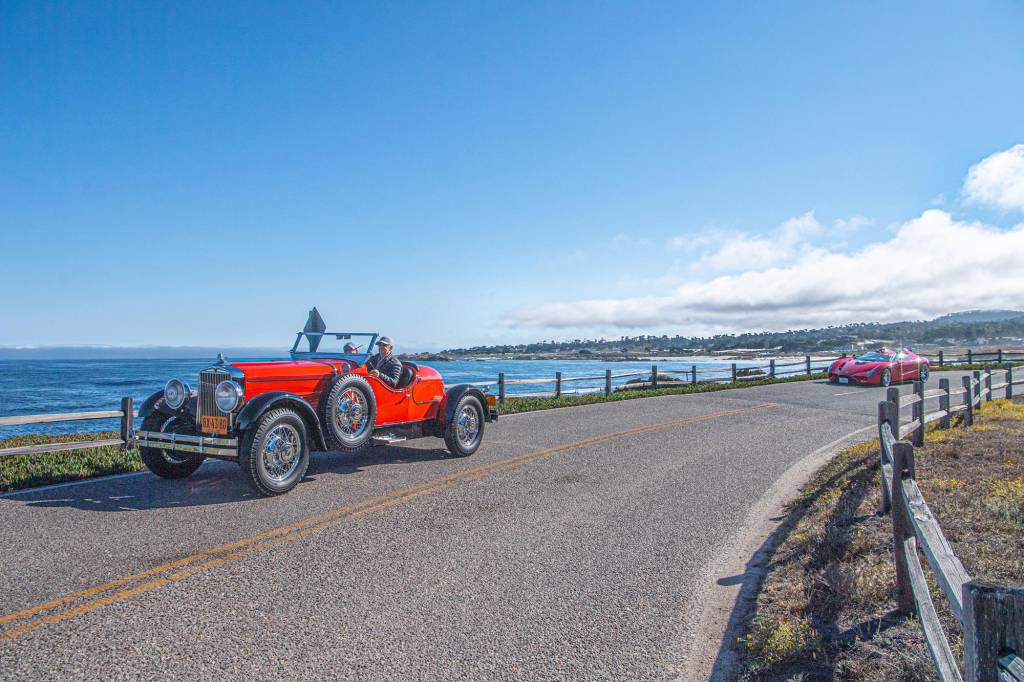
xmin=370 ymin=376 xmax=410 ymax=426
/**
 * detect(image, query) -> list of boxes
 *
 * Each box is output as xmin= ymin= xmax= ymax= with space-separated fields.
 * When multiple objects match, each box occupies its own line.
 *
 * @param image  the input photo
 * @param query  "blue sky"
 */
xmin=2 ymin=2 xmax=1023 ymax=351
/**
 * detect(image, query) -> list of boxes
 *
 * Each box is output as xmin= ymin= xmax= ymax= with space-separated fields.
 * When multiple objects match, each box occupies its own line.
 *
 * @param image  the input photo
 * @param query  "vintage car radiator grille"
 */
xmin=197 ymin=368 xmax=233 ymax=433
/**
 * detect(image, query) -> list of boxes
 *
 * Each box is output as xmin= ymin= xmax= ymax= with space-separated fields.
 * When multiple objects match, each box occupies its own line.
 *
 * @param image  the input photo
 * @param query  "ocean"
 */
xmin=0 ymin=356 xmax=829 ymax=438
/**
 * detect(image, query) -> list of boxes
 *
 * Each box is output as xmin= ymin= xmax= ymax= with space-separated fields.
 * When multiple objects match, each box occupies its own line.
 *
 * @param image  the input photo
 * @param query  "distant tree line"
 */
xmin=443 ymin=314 xmax=1024 ymax=355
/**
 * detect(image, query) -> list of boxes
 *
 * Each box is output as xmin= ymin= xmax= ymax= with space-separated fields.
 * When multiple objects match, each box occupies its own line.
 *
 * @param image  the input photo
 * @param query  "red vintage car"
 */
xmin=827 ymin=347 xmax=930 ymax=387
xmin=136 ymin=310 xmax=497 ymax=496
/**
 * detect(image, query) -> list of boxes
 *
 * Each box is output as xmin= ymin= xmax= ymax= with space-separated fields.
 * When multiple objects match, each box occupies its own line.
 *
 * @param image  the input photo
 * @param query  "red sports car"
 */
xmin=828 ymin=347 xmax=929 ymax=387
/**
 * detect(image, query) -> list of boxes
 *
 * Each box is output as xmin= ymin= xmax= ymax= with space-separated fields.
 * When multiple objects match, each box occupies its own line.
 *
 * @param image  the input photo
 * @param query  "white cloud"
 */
xmin=505 ymin=210 xmax=1024 ymax=331
xmin=833 ymin=214 xmax=874 ymax=231
xmin=963 ymin=143 xmax=1024 ymax=211
xmin=673 ymin=210 xmax=824 ymax=272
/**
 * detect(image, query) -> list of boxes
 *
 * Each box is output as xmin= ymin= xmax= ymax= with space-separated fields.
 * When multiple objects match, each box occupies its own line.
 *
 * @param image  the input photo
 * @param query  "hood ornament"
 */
xmin=217 ymin=353 xmax=227 ymax=365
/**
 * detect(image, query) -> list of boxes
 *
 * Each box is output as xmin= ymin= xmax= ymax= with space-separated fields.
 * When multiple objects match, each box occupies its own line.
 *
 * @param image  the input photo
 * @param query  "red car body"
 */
xmin=828 ymin=347 xmax=930 ymax=386
xmin=135 ymin=312 xmax=497 ymax=496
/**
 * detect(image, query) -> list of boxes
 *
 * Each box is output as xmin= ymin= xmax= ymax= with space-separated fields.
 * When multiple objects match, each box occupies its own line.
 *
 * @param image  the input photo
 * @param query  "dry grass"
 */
xmin=734 ymin=398 xmax=1024 ymax=681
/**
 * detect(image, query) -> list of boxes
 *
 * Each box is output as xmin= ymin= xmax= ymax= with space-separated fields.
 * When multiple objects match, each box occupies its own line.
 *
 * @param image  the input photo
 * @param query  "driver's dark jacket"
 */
xmin=367 ymin=352 xmax=402 ymax=388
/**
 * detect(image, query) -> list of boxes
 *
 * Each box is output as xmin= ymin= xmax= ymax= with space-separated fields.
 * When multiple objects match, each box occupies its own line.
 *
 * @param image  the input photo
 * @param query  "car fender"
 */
xmin=236 ymin=392 xmax=327 ymax=451
xmin=830 ymin=358 xmax=851 ymax=373
xmin=137 ymin=390 xmax=167 ymax=420
xmin=138 ymin=390 xmax=197 ymax=421
xmin=437 ymin=385 xmax=493 ymax=431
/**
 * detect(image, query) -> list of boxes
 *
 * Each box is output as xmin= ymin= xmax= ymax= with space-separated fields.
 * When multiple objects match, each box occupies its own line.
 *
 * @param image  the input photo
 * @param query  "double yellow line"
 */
xmin=0 ymin=402 xmax=777 ymax=641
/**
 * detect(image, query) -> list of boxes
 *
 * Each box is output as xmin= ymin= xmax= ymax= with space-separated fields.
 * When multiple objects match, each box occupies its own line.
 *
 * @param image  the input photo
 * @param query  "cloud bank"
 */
xmin=964 ymin=143 xmax=1024 ymax=211
xmin=506 ymin=209 xmax=1024 ymax=331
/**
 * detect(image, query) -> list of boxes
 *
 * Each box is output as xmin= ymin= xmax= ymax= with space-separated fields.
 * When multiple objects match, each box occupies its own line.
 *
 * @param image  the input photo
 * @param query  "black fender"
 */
xmin=138 ymin=390 xmax=197 ymax=422
xmin=436 ymin=385 xmax=493 ymax=434
xmin=137 ymin=390 xmax=166 ymax=421
xmin=235 ymin=392 xmax=327 ymax=451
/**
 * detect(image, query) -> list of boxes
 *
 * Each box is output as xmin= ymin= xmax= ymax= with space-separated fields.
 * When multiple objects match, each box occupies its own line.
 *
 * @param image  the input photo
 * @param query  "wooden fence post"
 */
xmin=912 ymin=380 xmax=925 ymax=446
xmin=968 ymin=349 xmax=974 ymax=365
xmin=891 ymin=441 xmax=917 ymax=616
xmin=120 ymin=396 xmax=133 ymax=449
xmin=998 ymin=348 xmax=1004 ymax=365
xmin=1008 ymin=366 xmax=1014 ymax=400
xmin=939 ymin=349 xmax=944 ymax=367
xmin=498 ymin=372 xmax=505 ymax=406
xmin=555 ymin=371 xmax=561 ymax=398
xmin=806 ymin=355 xmax=812 ymax=375
xmin=962 ymin=581 xmax=1024 ymax=682
xmin=985 ymin=367 xmax=993 ymax=403
xmin=691 ymin=364 xmax=697 ymax=386
xmin=605 ymin=369 xmax=612 ymax=396
xmin=652 ymin=364 xmax=658 ymax=390
xmin=887 ymin=387 xmax=900 ymax=414
xmin=877 ymin=399 xmax=898 ymax=514
xmin=974 ymin=371 xmax=983 ymax=412
xmin=939 ymin=378 xmax=951 ymax=429
xmin=731 ymin=363 xmax=737 ymax=384
xmin=769 ymin=359 xmax=775 ymax=378
xmin=963 ymin=375 xmax=975 ymax=427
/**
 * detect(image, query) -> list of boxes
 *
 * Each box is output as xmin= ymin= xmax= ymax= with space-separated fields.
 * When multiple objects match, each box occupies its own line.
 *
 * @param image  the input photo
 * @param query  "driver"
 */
xmin=367 ymin=336 xmax=402 ymax=387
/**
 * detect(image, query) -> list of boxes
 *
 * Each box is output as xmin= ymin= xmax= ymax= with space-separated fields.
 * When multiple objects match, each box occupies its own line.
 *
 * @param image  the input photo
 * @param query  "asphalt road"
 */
xmin=0 ymin=373 xmax=972 ymax=680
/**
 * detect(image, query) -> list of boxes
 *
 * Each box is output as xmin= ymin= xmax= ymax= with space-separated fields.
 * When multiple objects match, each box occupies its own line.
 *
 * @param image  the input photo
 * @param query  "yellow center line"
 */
xmin=0 ymin=402 xmax=778 ymax=641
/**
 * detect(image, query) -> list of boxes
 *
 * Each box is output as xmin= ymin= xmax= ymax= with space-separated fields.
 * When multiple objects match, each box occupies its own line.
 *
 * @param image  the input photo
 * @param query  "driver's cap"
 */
xmin=377 ymin=336 xmax=393 ymax=347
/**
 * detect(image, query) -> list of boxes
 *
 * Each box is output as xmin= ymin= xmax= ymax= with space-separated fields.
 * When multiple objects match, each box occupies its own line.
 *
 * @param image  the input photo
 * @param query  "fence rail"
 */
xmin=877 ymin=368 xmax=1024 ymax=681
xmin=0 ymin=397 xmax=135 ymax=459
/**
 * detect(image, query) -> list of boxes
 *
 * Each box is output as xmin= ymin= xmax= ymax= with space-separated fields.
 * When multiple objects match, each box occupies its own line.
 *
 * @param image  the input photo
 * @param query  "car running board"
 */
xmin=371 ymin=434 xmax=408 ymax=446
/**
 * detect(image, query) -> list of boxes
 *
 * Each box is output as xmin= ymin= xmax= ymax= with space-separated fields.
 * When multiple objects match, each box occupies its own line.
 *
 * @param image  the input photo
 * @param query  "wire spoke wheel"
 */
xmin=444 ymin=395 xmax=484 ymax=457
xmin=455 ymin=404 xmax=481 ymax=449
xmin=335 ymin=388 xmax=370 ymax=440
xmin=260 ymin=423 xmax=302 ymax=482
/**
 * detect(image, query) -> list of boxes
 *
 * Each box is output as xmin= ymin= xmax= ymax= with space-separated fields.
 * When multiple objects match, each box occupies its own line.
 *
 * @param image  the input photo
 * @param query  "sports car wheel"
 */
xmin=321 ymin=374 xmax=376 ymax=451
xmin=240 ymin=408 xmax=310 ymax=496
xmin=920 ymin=364 xmax=929 ymax=382
xmin=880 ymin=369 xmax=892 ymax=387
xmin=444 ymin=395 xmax=484 ymax=457
xmin=139 ymin=412 xmax=204 ymax=479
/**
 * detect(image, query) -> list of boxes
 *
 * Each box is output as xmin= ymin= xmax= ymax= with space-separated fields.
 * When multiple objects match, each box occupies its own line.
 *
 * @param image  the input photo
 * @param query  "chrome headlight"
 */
xmin=164 ymin=379 xmax=189 ymax=409
xmin=215 ymin=380 xmax=243 ymax=413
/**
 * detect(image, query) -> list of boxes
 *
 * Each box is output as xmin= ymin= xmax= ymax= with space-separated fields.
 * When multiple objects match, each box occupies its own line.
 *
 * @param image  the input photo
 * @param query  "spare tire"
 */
xmin=320 ymin=374 xmax=376 ymax=451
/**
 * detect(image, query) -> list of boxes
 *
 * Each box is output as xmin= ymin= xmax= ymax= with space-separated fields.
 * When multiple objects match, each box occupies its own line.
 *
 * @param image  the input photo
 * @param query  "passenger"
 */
xmin=367 ymin=336 xmax=402 ymax=388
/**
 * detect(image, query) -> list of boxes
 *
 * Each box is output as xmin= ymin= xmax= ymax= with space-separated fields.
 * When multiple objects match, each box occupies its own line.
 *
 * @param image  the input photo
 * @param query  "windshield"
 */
xmin=857 ymin=351 xmax=895 ymax=362
xmin=290 ymin=332 xmax=378 ymax=363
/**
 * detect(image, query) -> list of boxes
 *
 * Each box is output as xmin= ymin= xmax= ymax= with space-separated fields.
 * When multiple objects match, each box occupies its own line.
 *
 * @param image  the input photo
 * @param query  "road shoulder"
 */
xmin=679 ymin=424 xmax=877 ymax=681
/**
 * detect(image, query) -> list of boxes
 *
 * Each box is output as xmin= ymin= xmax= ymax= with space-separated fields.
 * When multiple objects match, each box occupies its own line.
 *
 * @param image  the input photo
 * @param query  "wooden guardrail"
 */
xmin=475 ymin=354 xmax=840 ymax=404
xmin=0 ymin=397 xmax=135 ymax=458
xmin=877 ymin=368 xmax=1024 ymax=681
xmin=921 ymin=348 xmax=1024 ymax=368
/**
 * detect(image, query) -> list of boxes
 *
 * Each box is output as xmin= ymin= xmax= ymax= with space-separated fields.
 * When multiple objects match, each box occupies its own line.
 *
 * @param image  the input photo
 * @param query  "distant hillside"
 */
xmin=443 ymin=310 xmax=1024 ymax=356
xmin=0 ymin=346 xmax=285 ymax=360
xmin=931 ymin=309 xmax=1024 ymax=324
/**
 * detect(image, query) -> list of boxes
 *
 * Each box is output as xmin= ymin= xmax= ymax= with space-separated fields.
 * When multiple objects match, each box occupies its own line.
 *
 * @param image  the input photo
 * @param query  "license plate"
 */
xmin=201 ymin=415 xmax=228 ymax=434
xmin=839 ymin=377 xmax=849 ymax=384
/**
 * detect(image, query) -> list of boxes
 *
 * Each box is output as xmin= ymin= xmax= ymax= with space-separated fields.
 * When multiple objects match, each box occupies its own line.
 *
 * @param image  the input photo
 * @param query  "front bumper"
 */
xmin=832 ymin=373 xmax=876 ymax=385
xmin=137 ymin=430 xmax=239 ymax=459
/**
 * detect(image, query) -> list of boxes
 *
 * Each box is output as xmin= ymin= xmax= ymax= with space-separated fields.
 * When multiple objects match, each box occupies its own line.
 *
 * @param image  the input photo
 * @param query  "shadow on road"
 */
xmin=3 ymin=445 xmax=452 ymax=512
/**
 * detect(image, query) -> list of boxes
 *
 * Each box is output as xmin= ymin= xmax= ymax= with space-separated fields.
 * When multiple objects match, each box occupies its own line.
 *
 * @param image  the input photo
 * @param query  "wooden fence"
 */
xmin=877 ymin=367 xmax=1024 ymax=681
xmin=472 ymin=354 xmax=840 ymax=403
xmin=0 ymin=397 xmax=135 ymax=459
xmin=920 ymin=348 xmax=1024 ymax=368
